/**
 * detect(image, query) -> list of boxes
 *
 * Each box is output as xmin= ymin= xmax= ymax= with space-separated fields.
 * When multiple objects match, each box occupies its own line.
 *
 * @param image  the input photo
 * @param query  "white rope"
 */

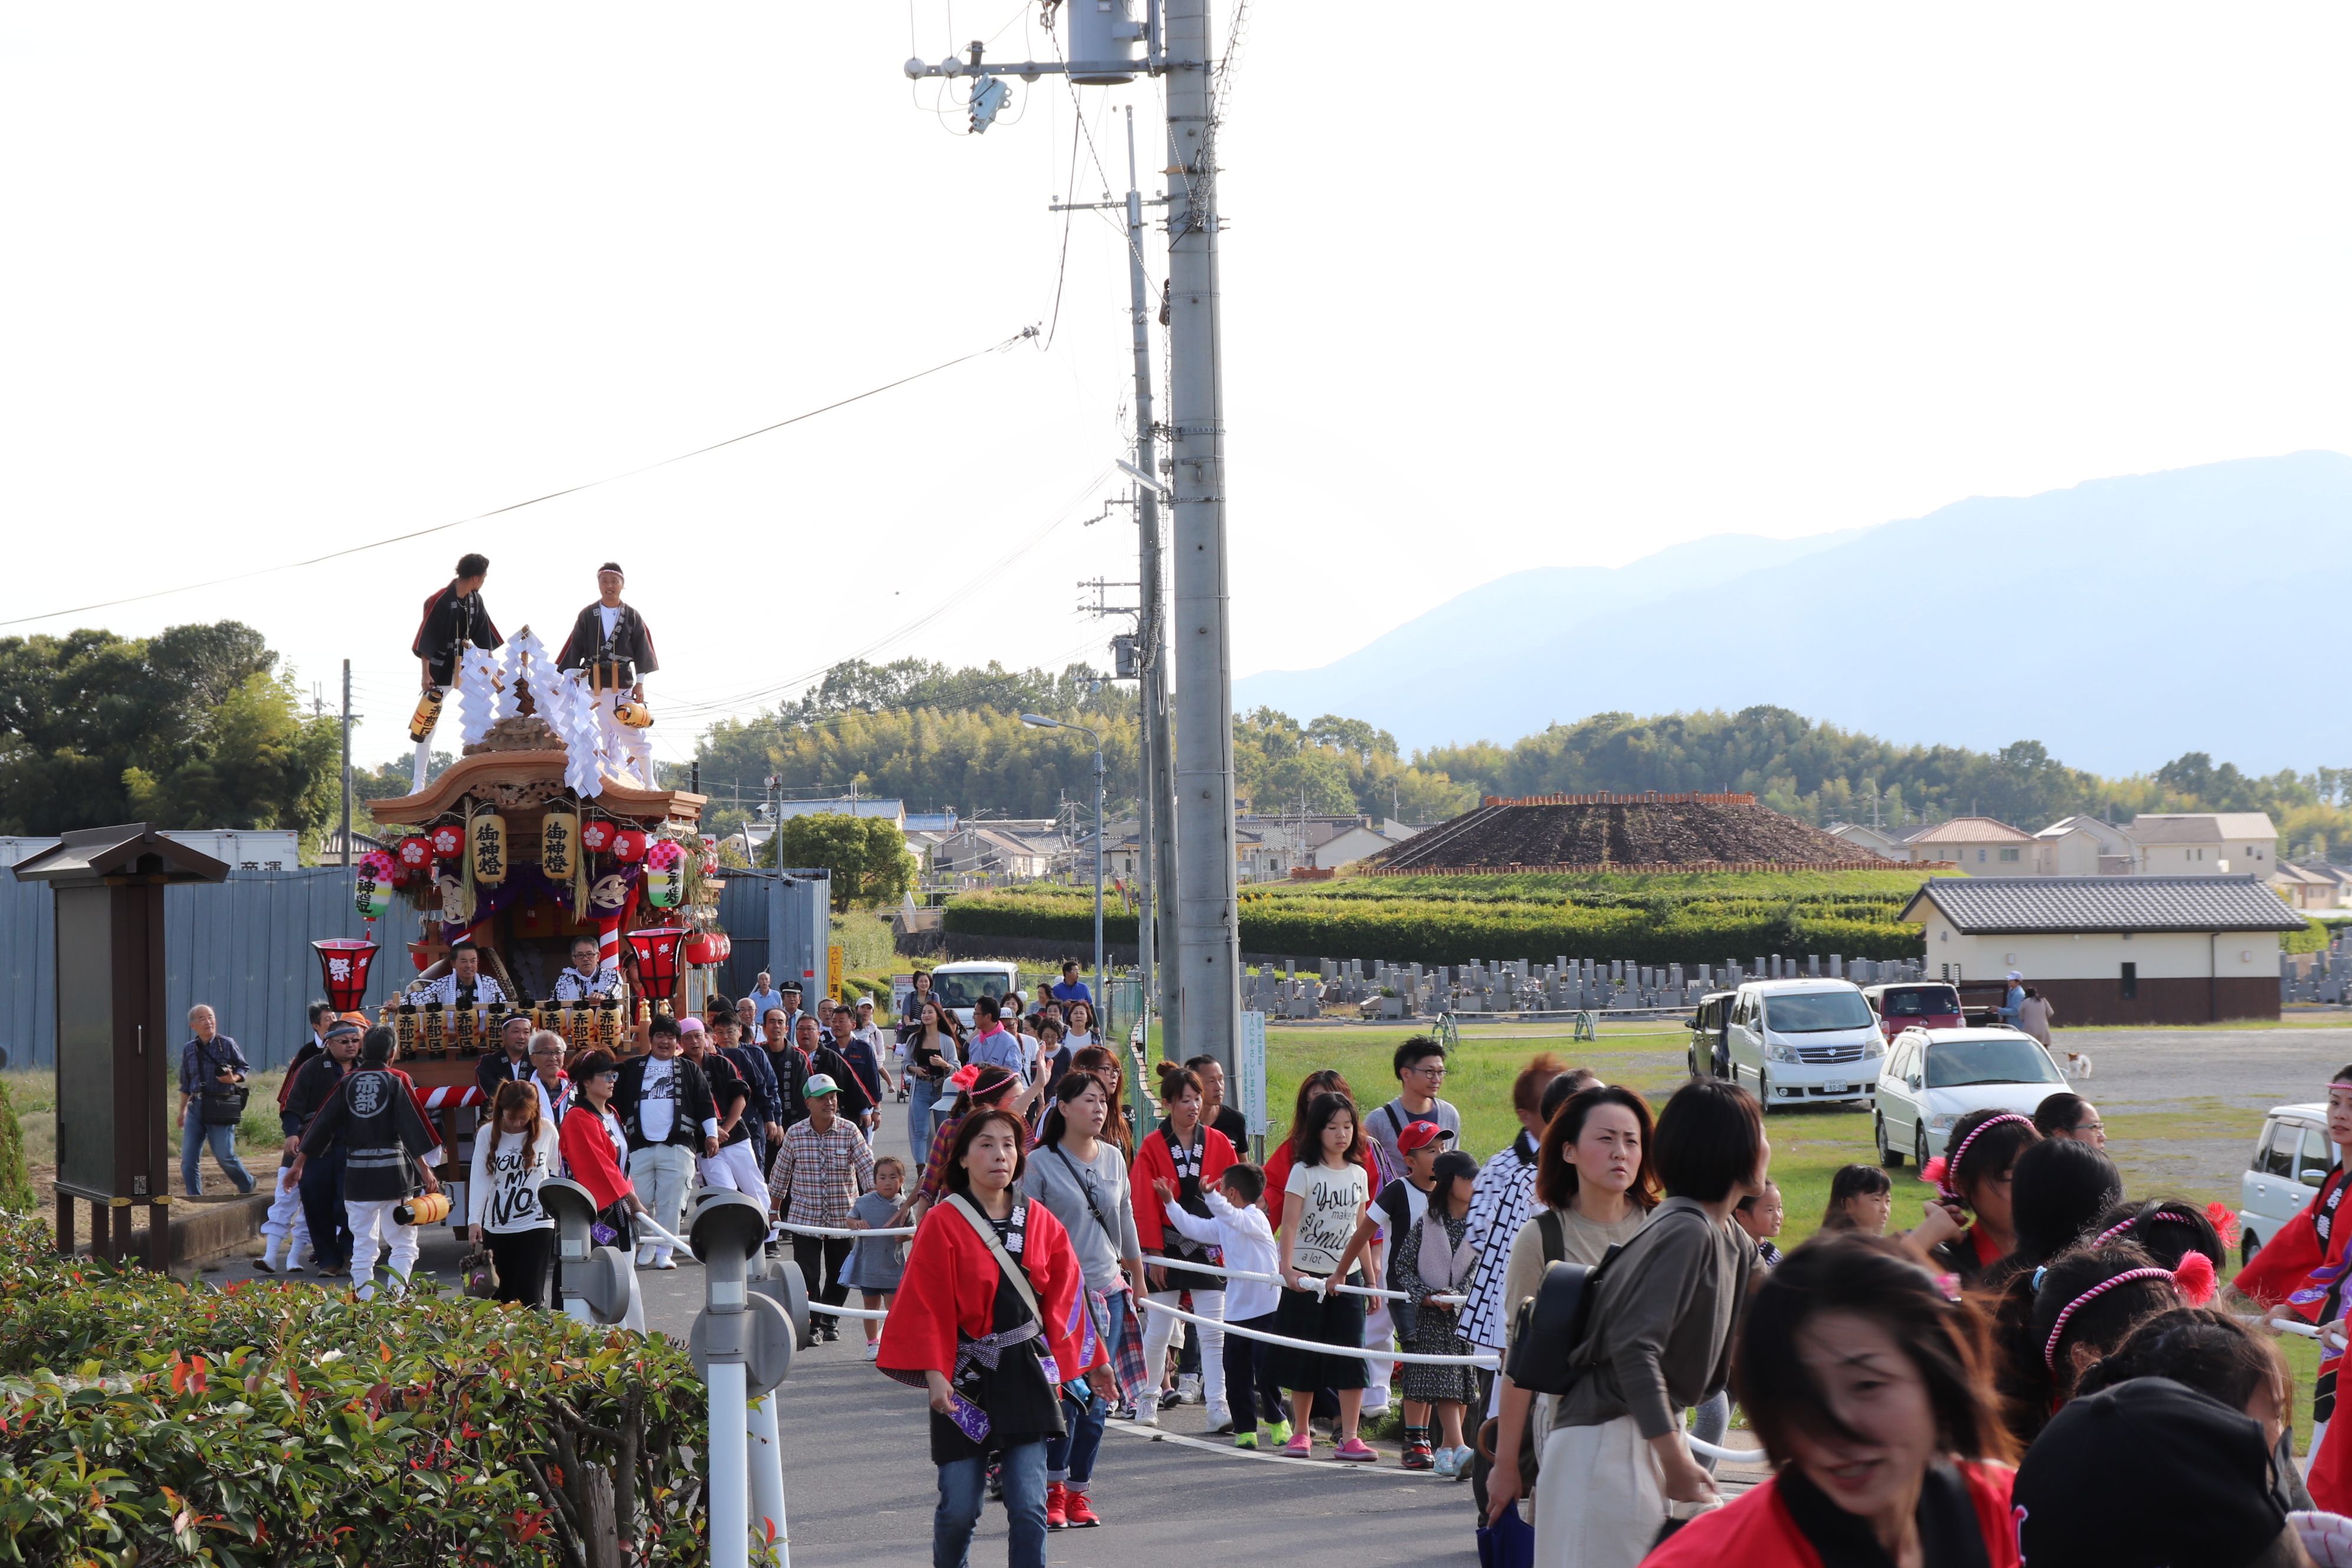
xmin=1138 ymin=1298 xmax=1498 ymax=1368
xmin=1686 ymin=1433 xmax=1747 ymax=1465
xmin=2247 ymin=1314 xmax=2334 ymax=1344
xmin=776 ymin=1220 xmax=917 ymax=1239
xmin=1136 ymin=1255 xmax=1462 ymax=1306
xmin=816 ymin=1305 xmax=890 ymax=1321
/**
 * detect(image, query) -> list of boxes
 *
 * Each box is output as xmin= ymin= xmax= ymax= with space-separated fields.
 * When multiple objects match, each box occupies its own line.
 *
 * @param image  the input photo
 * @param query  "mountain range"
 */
xmin=1235 ymin=451 xmax=2352 ymax=776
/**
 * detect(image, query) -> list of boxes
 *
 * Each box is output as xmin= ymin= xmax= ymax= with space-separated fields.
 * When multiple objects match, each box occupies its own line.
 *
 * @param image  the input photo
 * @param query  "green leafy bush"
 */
xmin=0 ymin=1217 xmax=710 ymax=1565
xmin=0 ymin=1086 xmax=31 ymax=1215
xmin=945 ymin=870 xmax=1930 ymax=968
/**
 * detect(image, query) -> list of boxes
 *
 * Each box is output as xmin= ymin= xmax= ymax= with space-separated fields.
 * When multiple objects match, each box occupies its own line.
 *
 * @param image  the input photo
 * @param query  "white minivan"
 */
xmin=2239 ymin=1103 xmax=2334 ymax=1268
xmin=1722 ymin=979 xmax=1885 ymax=1113
xmin=926 ymin=960 xmax=1022 ymax=1031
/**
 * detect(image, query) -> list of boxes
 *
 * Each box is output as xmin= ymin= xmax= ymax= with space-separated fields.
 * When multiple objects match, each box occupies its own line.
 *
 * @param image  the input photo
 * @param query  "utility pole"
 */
xmin=1164 ymin=0 xmax=1240 ymax=1080
xmin=1127 ymin=106 xmax=1181 ymax=1064
xmin=339 ymin=660 xmax=354 ymax=869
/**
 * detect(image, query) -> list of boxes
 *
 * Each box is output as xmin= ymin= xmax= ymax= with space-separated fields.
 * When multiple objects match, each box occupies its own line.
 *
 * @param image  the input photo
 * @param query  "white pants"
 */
xmin=1533 ymin=1415 xmax=1665 ymax=1568
xmin=699 ymin=1139 xmax=764 ymax=1198
xmin=347 ymin=1199 xmax=423 ymax=1299
xmin=1363 ymin=1300 xmax=1395 ymax=1409
xmin=594 ymin=691 xmax=654 ymax=788
xmin=262 ymin=1170 xmax=310 ymax=1253
xmin=628 ymin=1144 xmax=694 ymax=1262
xmin=1143 ymin=1288 xmax=1227 ymax=1422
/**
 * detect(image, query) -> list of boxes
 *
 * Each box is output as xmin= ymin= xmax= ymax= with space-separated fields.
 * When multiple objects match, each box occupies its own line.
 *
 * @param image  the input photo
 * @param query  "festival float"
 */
xmin=315 ymin=622 xmax=729 ymax=1220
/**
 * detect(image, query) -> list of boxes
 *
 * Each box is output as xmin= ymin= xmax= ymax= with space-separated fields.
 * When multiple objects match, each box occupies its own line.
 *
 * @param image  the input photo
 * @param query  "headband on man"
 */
xmin=1919 ymin=1112 xmax=2034 ymax=1200
xmin=2041 ymin=1255 xmax=2216 ymax=1370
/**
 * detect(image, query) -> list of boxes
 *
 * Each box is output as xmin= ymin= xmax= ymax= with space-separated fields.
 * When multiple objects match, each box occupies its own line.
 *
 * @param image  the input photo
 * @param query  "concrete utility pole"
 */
xmin=1123 ymin=106 xmax=1182 ymax=1063
xmin=1162 ymin=0 xmax=1240 ymax=1080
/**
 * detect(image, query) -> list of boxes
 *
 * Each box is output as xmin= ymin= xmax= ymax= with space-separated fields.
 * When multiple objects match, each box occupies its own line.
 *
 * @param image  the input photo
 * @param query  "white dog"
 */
xmin=2063 ymin=1051 xmax=2093 ymax=1081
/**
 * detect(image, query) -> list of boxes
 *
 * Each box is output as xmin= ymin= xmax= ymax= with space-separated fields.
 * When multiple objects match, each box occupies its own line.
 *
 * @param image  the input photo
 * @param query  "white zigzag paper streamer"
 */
xmin=456 ymin=649 xmax=499 ymax=746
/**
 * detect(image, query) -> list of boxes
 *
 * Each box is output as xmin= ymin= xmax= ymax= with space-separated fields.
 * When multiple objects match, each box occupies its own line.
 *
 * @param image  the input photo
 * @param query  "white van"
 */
xmin=927 ymin=960 xmax=1022 ymax=1031
xmin=2240 ymin=1102 xmax=2334 ymax=1269
xmin=1723 ymin=979 xmax=1885 ymax=1113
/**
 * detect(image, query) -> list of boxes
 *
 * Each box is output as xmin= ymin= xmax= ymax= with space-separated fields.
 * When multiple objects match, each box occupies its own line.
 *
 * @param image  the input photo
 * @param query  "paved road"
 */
xmin=210 ymin=1098 xmax=1492 ymax=1566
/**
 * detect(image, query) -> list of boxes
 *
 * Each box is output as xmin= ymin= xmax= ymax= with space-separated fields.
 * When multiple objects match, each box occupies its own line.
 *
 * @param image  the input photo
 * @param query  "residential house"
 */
xmin=1311 ymin=819 xmax=1425 ymax=870
xmin=1898 ymin=874 xmax=2306 ymax=1024
xmin=1898 ymin=816 xmax=2040 ymax=874
xmin=2275 ymin=860 xmax=2350 ymax=911
xmin=1824 ymin=822 xmax=1915 ymax=860
xmin=932 ymin=824 xmax=1060 ymax=881
xmin=2124 ymin=813 xmax=2279 ymax=876
xmin=2033 ymin=815 xmax=2136 ymax=876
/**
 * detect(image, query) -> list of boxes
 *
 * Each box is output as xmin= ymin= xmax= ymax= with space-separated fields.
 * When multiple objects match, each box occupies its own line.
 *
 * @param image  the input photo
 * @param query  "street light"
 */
xmin=1021 ymin=714 xmax=1105 ymax=1028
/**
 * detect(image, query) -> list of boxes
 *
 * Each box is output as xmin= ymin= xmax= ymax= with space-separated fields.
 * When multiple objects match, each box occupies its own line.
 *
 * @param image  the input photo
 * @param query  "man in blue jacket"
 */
xmin=179 ymin=1005 xmax=255 ymax=1197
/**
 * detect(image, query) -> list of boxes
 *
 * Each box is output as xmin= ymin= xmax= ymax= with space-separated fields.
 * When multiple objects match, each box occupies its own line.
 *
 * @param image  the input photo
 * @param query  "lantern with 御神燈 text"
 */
xmin=541 ymin=808 xmax=579 ymax=881
xmin=470 ymin=812 xmax=508 ymax=884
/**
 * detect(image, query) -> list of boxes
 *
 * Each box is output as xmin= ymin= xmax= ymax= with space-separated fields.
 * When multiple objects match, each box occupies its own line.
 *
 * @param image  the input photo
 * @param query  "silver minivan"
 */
xmin=2240 ymin=1103 xmax=2334 ymax=1268
xmin=1723 ymin=979 xmax=1885 ymax=1113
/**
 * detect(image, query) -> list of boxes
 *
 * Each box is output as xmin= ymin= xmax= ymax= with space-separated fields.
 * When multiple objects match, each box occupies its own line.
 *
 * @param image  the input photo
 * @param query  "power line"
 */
xmin=0 ymin=329 xmax=1034 ymax=631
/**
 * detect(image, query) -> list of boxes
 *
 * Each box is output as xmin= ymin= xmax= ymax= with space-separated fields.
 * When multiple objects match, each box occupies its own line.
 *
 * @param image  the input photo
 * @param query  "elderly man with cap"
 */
xmin=556 ymin=560 xmax=658 ymax=788
xmin=282 ymin=1013 xmax=368 ymax=1276
xmin=767 ymin=1073 xmax=876 ymax=1342
xmin=1997 ymin=969 xmax=2026 ymax=1027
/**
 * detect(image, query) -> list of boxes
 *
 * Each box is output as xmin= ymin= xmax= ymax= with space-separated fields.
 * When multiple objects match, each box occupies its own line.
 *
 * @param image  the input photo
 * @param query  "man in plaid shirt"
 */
xmin=767 ymin=1075 xmax=875 ymax=1341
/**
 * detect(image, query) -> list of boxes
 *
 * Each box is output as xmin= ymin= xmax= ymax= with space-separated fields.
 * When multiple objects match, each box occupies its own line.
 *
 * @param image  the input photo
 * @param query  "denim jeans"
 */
xmin=934 ymin=1436 xmax=1047 ymax=1568
xmin=179 ymin=1111 xmax=253 ymax=1197
xmin=1045 ymin=1295 xmax=1123 ymax=1485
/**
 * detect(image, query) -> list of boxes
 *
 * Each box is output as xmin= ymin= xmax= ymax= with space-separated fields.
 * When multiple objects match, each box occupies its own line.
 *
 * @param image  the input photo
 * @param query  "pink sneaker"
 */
xmin=1331 ymin=1438 xmax=1378 ymax=1462
xmin=1279 ymin=1434 xmax=1313 ymax=1459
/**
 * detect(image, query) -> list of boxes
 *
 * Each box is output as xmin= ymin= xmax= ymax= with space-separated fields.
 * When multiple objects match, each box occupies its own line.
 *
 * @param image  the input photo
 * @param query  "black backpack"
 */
xmin=1503 ymin=1210 xmax=1623 ymax=1397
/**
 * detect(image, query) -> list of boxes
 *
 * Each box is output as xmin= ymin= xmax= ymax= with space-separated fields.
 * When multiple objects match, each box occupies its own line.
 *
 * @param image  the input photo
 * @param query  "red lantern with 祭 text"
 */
xmin=612 ymin=829 xmax=648 ymax=864
xmin=429 ymin=823 xmax=465 ymax=860
xmin=312 ymin=937 xmax=380 ymax=1013
xmin=624 ymin=927 xmax=691 ymax=1004
xmin=580 ymin=819 xmax=615 ymax=857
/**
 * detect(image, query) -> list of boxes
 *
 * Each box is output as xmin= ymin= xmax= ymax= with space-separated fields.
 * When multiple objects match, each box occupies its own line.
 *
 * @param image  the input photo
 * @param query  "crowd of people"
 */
xmin=195 ymin=971 xmax=2352 ymax=1568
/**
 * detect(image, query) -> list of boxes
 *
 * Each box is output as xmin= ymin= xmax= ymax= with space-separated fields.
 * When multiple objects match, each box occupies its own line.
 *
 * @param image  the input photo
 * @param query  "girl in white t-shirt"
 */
xmin=1269 ymin=1090 xmax=1377 ymax=1461
xmin=466 ymin=1079 xmax=560 ymax=1308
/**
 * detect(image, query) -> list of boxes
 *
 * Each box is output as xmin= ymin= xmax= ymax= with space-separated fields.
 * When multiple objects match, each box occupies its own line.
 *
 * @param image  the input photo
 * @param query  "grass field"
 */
xmin=1251 ymin=1020 xmax=2330 ymax=1451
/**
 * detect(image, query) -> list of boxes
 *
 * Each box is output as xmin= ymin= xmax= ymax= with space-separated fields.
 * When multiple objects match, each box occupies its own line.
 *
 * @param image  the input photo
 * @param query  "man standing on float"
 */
xmin=557 ymin=561 xmax=658 ymax=788
xmin=410 ymin=552 xmax=502 ymax=789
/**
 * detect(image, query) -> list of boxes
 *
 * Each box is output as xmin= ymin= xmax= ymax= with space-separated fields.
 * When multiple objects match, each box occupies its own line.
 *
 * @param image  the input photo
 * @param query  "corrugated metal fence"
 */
xmin=1 ymin=867 xmax=832 ymax=1072
xmin=2 ymin=867 xmax=377 ymax=1071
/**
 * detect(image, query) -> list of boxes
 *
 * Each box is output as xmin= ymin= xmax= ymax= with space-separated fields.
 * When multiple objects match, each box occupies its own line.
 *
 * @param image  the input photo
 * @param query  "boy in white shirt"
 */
xmin=1154 ymin=1163 xmax=1290 ymax=1449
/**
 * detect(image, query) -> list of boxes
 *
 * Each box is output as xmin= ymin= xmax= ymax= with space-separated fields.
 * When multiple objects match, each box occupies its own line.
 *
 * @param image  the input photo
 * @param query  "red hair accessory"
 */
xmin=2043 ymin=1256 xmax=2212 ymax=1370
xmin=2206 ymin=1201 xmax=2241 ymax=1249
xmin=1928 ymin=1113 xmax=2034 ymax=1200
xmin=948 ymin=1063 xmax=981 ymax=1092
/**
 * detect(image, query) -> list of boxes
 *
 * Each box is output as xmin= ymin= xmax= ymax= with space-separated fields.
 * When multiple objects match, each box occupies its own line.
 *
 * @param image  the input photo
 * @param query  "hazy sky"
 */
xmin=6 ymin=4 xmax=2348 ymax=775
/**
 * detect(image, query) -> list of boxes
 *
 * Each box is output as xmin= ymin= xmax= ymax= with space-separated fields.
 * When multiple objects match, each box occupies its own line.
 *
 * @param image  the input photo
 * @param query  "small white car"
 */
xmin=1722 ymin=979 xmax=1885 ymax=1113
xmin=925 ymin=960 xmax=1022 ymax=1031
xmin=1873 ymin=1025 xmax=2066 ymax=1170
xmin=2239 ymin=1103 xmax=2334 ymax=1268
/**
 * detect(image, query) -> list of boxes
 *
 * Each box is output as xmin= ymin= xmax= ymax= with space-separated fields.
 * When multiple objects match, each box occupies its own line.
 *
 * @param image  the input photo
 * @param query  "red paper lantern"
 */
xmin=624 ymin=926 xmax=692 ymax=1004
xmin=312 ymin=937 xmax=380 ymax=1013
xmin=397 ymin=836 xmax=433 ymax=871
xmin=684 ymin=930 xmax=732 ymax=966
xmin=612 ymin=829 xmax=648 ymax=864
xmin=580 ymin=820 xmax=615 ymax=855
xmin=429 ymin=824 xmax=464 ymax=858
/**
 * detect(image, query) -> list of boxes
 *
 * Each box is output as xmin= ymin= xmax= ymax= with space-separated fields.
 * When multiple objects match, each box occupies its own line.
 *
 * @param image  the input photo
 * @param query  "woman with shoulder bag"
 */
xmin=1487 ymin=1077 xmax=1768 ymax=1568
xmin=903 ymin=999 xmax=963 ymax=1174
xmin=466 ymin=1079 xmax=559 ymax=1306
xmin=880 ymin=1107 xmax=1110 ymax=1568
xmin=1487 ymin=1084 xmax=1658 ymax=1517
